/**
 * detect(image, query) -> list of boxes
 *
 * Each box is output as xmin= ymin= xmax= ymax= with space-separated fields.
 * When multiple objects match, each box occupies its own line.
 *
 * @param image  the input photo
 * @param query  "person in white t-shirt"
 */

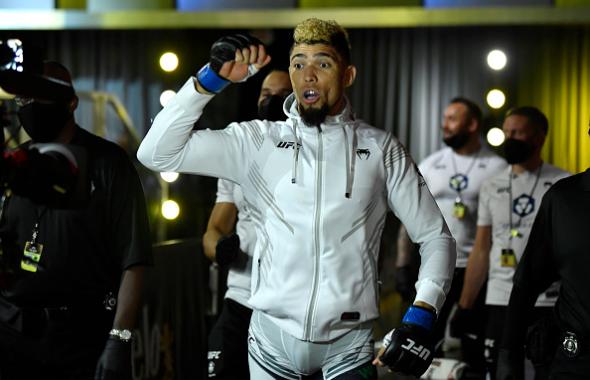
xmin=396 ymin=97 xmax=506 ymax=372
xmin=202 ymin=70 xmax=292 ymax=379
xmin=457 ymin=106 xmax=569 ymax=379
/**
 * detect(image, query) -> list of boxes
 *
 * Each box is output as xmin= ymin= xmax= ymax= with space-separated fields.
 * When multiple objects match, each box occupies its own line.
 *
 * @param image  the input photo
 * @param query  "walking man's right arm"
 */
xmin=137 ymin=35 xmax=271 ymax=182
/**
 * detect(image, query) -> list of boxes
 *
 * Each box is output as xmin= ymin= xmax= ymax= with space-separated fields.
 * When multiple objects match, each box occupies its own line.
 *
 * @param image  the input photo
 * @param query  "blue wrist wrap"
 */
xmin=402 ymin=305 xmax=436 ymax=331
xmin=197 ymin=63 xmax=230 ymax=94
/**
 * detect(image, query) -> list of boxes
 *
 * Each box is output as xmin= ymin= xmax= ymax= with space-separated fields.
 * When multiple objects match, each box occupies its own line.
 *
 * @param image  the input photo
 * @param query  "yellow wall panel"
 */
xmin=517 ymin=28 xmax=590 ymax=173
xmin=57 ymin=0 xmax=86 ymax=9
xmin=555 ymin=0 xmax=590 ymax=6
xmin=87 ymin=0 xmax=174 ymax=12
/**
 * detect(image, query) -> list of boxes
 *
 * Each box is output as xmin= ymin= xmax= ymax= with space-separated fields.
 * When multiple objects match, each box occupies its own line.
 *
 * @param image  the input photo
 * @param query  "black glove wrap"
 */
xmin=95 ymin=337 xmax=132 ymax=380
xmin=380 ymin=306 xmax=436 ymax=377
xmin=381 ymin=324 xmax=434 ymax=377
xmin=449 ymin=306 xmax=477 ymax=339
xmin=215 ymin=233 xmax=240 ymax=267
xmin=209 ymin=34 xmax=262 ymax=73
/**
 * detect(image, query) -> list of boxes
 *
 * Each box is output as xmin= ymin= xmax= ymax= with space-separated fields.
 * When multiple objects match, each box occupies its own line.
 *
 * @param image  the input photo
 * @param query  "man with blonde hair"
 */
xmin=138 ymin=18 xmax=455 ymax=379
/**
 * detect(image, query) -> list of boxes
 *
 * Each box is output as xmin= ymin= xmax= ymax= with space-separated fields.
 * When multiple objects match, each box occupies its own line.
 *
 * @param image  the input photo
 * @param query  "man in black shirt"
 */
xmin=0 ymin=61 xmax=153 ymax=380
xmin=497 ymin=125 xmax=590 ymax=379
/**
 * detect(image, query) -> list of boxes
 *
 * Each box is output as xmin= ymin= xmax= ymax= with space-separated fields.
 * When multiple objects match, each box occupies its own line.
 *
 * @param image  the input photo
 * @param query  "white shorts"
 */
xmin=248 ymin=310 xmax=374 ymax=380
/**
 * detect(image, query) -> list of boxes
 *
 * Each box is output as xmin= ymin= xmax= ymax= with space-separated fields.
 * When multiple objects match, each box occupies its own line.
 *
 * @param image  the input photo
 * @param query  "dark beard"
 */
xmin=443 ymin=131 xmax=470 ymax=150
xmin=299 ymin=104 xmax=330 ymax=127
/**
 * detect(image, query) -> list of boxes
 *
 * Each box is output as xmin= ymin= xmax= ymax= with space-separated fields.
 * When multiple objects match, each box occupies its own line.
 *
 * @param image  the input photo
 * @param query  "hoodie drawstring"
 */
xmin=291 ymin=120 xmax=300 ymax=184
xmin=286 ymin=94 xmax=357 ymax=196
xmin=343 ymin=123 xmax=358 ymax=198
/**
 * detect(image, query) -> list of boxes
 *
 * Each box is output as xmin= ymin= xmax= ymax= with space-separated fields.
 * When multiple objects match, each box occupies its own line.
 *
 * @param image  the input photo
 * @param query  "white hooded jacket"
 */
xmin=137 ymin=78 xmax=456 ymax=342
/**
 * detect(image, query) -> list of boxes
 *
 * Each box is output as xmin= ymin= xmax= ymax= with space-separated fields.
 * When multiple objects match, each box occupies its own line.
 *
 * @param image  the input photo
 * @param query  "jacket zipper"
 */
xmin=303 ymin=129 xmax=323 ymax=340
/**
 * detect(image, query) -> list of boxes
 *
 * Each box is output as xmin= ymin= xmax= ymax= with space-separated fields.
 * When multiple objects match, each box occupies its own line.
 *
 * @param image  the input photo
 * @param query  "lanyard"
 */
xmin=0 ymin=191 xmax=10 ymax=225
xmin=449 ymin=149 xmax=480 ymax=199
xmin=30 ymin=207 xmax=47 ymax=244
xmin=20 ymin=206 xmax=48 ymax=273
xmin=508 ymin=163 xmax=543 ymax=240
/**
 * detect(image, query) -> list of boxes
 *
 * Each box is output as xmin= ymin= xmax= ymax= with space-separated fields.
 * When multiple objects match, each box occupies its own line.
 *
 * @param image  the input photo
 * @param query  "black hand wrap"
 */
xmin=215 ymin=233 xmax=241 ymax=267
xmin=95 ymin=337 xmax=132 ymax=380
xmin=197 ymin=34 xmax=263 ymax=94
xmin=209 ymin=34 xmax=261 ymax=73
xmin=380 ymin=305 xmax=436 ymax=377
xmin=449 ymin=306 xmax=477 ymax=339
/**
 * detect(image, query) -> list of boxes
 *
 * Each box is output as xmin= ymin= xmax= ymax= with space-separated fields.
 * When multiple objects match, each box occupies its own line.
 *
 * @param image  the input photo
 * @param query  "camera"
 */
xmin=0 ymin=39 xmax=74 ymax=103
xmin=0 ymin=38 xmax=87 ymax=207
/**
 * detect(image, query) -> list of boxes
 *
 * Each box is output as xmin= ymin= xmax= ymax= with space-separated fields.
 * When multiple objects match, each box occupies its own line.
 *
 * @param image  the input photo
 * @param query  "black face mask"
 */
xmin=443 ymin=131 xmax=470 ymax=150
xmin=503 ymin=138 xmax=535 ymax=164
xmin=18 ymin=102 xmax=72 ymax=143
xmin=258 ymin=95 xmax=287 ymax=122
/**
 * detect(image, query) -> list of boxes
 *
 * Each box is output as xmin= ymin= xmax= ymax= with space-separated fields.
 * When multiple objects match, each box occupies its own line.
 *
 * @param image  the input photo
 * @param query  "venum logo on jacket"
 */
xmin=356 ymin=148 xmax=371 ymax=160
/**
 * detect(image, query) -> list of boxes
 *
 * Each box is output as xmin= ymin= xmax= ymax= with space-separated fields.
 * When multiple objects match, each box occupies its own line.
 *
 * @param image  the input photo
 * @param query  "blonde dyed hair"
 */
xmin=292 ymin=18 xmax=351 ymax=63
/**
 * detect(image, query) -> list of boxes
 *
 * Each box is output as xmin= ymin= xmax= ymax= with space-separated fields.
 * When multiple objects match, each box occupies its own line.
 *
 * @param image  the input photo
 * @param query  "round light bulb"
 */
xmin=160 ymin=172 xmax=179 ymax=183
xmin=486 ymin=89 xmax=506 ymax=109
xmin=486 ymin=127 xmax=506 ymax=147
xmin=487 ymin=49 xmax=507 ymax=71
xmin=161 ymin=200 xmax=180 ymax=220
xmin=159 ymin=52 xmax=179 ymax=72
xmin=159 ymin=90 xmax=176 ymax=107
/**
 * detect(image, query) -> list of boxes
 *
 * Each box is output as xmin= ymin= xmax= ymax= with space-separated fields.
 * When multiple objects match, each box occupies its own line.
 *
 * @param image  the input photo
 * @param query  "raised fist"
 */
xmin=209 ymin=34 xmax=261 ymax=73
xmin=197 ymin=34 xmax=271 ymax=94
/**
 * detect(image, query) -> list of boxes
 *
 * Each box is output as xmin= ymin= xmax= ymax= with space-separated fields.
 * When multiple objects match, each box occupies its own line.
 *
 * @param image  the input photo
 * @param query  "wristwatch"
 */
xmin=109 ymin=328 xmax=133 ymax=342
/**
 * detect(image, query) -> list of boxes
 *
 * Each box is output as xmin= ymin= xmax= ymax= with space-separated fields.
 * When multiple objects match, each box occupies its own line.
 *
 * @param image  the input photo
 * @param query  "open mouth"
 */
xmin=302 ymin=89 xmax=320 ymax=104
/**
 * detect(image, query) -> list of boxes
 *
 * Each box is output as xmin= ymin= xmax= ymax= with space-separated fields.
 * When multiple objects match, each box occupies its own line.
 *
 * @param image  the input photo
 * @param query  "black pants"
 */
xmin=207 ymin=298 xmax=253 ymax=379
xmin=0 ymin=304 xmax=113 ymax=380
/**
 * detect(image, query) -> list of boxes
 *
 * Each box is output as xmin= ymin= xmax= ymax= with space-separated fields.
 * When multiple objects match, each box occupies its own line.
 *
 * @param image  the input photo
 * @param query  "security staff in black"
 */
xmin=497 ymin=165 xmax=590 ymax=379
xmin=0 ymin=61 xmax=152 ymax=380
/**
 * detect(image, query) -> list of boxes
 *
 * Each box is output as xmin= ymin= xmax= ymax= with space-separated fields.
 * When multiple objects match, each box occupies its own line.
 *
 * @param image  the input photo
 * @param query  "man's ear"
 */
xmin=467 ymin=119 xmax=479 ymax=133
xmin=344 ymin=65 xmax=357 ymax=88
xmin=69 ymin=95 xmax=78 ymax=113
